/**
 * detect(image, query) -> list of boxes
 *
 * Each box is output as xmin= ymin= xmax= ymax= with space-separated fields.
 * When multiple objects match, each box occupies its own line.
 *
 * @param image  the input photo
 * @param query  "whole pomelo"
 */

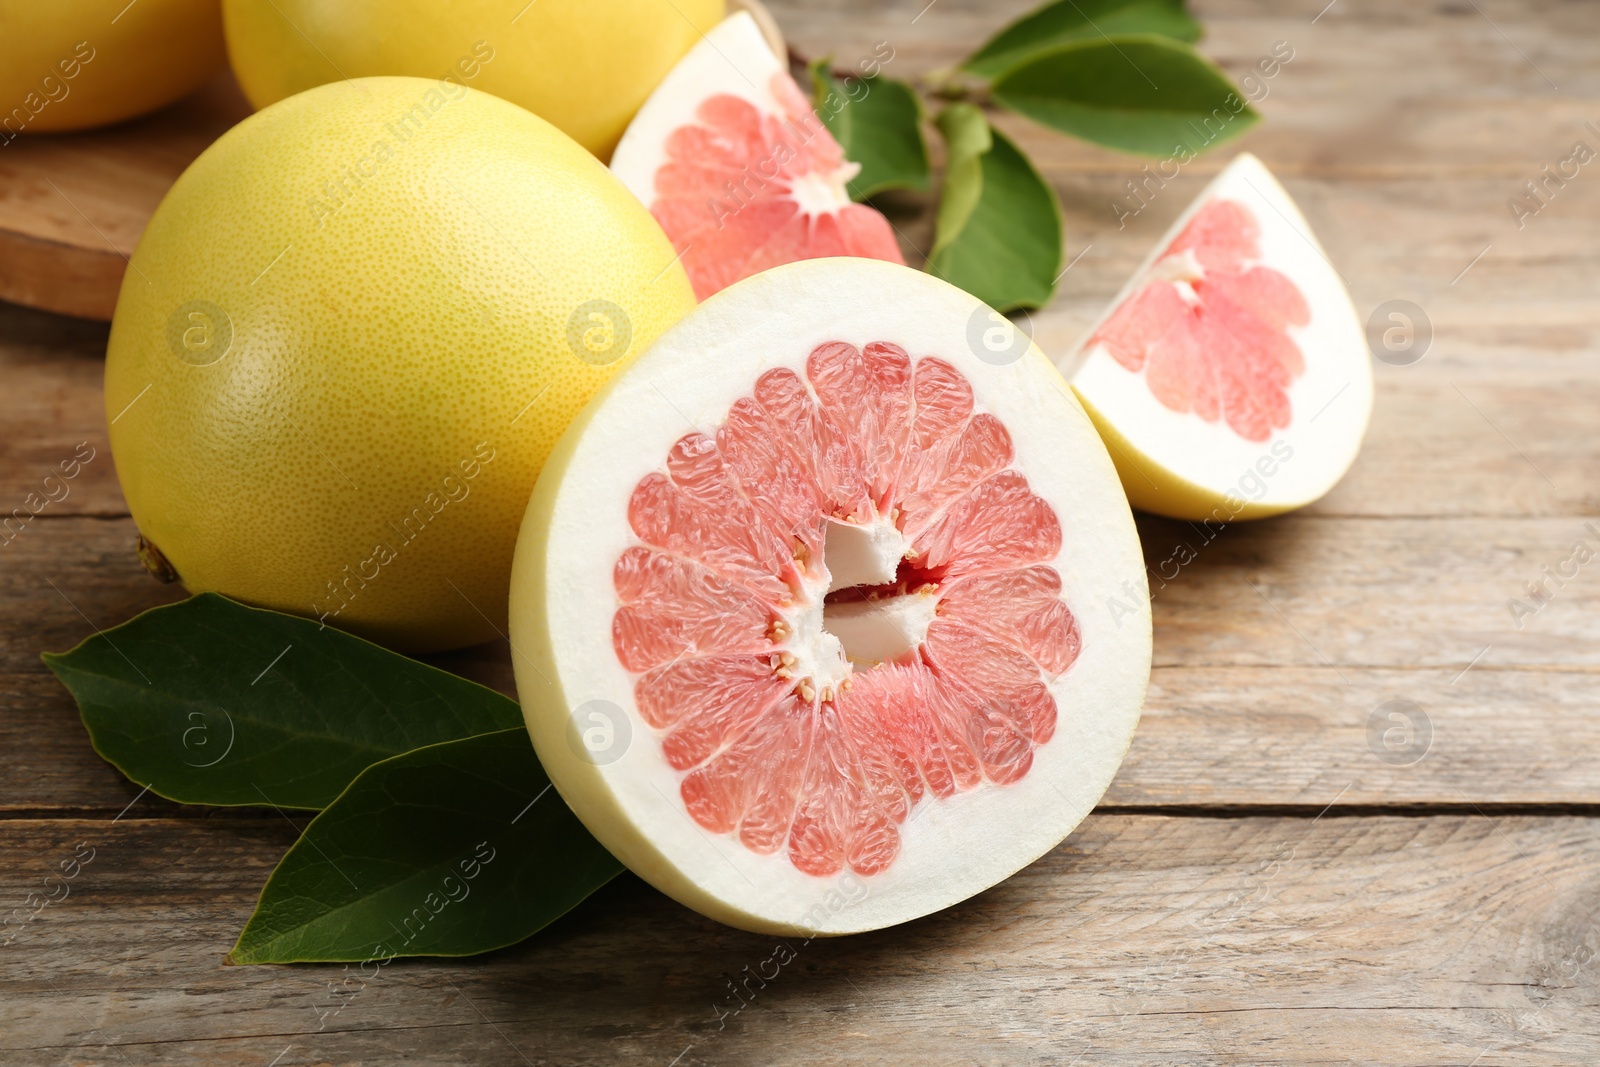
xmin=104 ymin=76 xmax=696 ymax=652
xmin=222 ymin=0 xmax=724 ymax=159
xmin=0 ymin=0 xmax=224 ymax=134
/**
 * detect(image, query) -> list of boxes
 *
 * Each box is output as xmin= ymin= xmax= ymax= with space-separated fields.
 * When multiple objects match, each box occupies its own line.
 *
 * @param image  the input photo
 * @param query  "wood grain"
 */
xmin=4 ymin=517 xmax=1597 ymax=815
xmin=0 ymin=304 xmax=120 ymax=518
xmin=17 ymin=657 xmax=1600 ymax=816
xmin=3 ymin=814 xmax=1599 ymax=1065
xmin=13 ymin=517 xmax=1597 ymax=678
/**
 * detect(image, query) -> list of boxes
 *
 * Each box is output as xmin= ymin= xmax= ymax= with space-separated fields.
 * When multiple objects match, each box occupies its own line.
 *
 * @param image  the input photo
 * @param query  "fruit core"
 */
xmin=612 ymin=341 xmax=1081 ymax=877
xmin=1090 ymin=198 xmax=1311 ymax=442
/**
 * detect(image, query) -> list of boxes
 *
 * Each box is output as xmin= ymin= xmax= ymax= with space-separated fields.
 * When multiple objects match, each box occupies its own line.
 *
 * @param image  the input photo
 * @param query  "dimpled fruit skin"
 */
xmin=222 ymin=0 xmax=725 ymax=160
xmin=104 ymin=77 xmax=696 ymax=653
xmin=0 ymin=0 xmax=224 ymax=133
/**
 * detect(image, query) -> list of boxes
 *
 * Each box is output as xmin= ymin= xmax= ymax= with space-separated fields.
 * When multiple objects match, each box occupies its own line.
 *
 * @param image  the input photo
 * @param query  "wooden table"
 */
xmin=4 ymin=1 xmax=1598 ymax=1063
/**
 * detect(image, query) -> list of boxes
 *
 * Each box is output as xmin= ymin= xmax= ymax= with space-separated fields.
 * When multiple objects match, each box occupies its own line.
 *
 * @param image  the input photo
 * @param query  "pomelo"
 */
xmin=104 ymin=77 xmax=695 ymax=653
xmin=0 ymin=0 xmax=224 ymax=135
xmin=609 ymin=12 xmax=906 ymax=301
xmin=220 ymin=0 xmax=725 ymax=159
xmin=509 ymin=258 xmax=1151 ymax=934
xmin=1066 ymin=153 xmax=1372 ymax=521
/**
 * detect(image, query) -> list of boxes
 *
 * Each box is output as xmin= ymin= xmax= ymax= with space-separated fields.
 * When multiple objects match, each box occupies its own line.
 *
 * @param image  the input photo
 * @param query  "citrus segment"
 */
xmin=610 ymin=13 xmax=906 ymax=301
xmin=510 ymin=258 xmax=1151 ymax=935
xmin=1089 ymin=199 xmax=1311 ymax=442
xmin=617 ymin=341 xmax=1073 ymax=877
xmin=1067 ymin=153 xmax=1373 ymax=521
xmin=938 ymin=567 xmax=1082 ymax=675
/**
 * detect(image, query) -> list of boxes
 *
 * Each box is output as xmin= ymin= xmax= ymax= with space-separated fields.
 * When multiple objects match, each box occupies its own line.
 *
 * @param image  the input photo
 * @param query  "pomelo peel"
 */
xmin=222 ymin=0 xmax=726 ymax=159
xmin=0 ymin=0 xmax=224 ymax=134
xmin=104 ymin=77 xmax=695 ymax=653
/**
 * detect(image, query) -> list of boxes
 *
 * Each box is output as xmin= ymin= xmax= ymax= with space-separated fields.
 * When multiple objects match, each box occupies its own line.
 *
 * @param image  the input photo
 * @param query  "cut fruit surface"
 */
xmin=1066 ymin=153 xmax=1372 ymax=521
xmin=609 ymin=12 xmax=906 ymax=301
xmin=510 ymin=258 xmax=1151 ymax=935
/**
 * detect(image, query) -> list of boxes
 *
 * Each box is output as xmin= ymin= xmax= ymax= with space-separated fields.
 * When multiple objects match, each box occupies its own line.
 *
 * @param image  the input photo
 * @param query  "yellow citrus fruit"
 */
xmin=104 ymin=76 xmax=696 ymax=652
xmin=0 ymin=0 xmax=224 ymax=134
xmin=221 ymin=0 xmax=725 ymax=160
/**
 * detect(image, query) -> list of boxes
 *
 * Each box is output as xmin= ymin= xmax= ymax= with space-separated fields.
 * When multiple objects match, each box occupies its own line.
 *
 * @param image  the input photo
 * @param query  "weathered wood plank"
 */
xmin=2 ymin=814 xmax=1597 ymax=1064
xmin=6 ymin=516 xmax=1598 ymax=813
xmin=14 ymin=658 xmax=1600 ymax=816
xmin=15 ymin=356 xmax=1600 ymax=523
xmin=19 ymin=514 xmax=1593 ymax=678
xmin=1114 ymin=662 xmax=1600 ymax=807
xmin=779 ymin=0 xmax=1600 ymax=157
xmin=0 ymin=304 xmax=120 ymax=522
xmin=1137 ymin=512 xmax=1600 ymax=670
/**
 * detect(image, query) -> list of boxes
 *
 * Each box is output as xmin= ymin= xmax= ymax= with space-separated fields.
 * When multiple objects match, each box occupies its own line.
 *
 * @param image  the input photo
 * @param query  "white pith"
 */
xmin=508 ymin=259 xmax=1152 ymax=936
xmin=788 ymin=164 xmax=858 ymax=218
xmin=822 ymin=513 xmax=908 ymax=590
xmin=1062 ymin=153 xmax=1374 ymax=518
xmin=1149 ymin=247 xmax=1207 ymax=289
xmin=823 ymin=591 xmax=939 ymax=668
xmin=769 ymin=559 xmax=853 ymax=703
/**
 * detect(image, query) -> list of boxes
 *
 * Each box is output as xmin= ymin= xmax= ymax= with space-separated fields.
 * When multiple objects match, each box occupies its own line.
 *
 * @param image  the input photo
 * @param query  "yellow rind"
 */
xmin=1072 ymin=386 xmax=1298 ymax=522
xmin=222 ymin=0 xmax=725 ymax=159
xmin=105 ymin=77 xmax=695 ymax=652
xmin=0 ymin=0 xmax=224 ymax=133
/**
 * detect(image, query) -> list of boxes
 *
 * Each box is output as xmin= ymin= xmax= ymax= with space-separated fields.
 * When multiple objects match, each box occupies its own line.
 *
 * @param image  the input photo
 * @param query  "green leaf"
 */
xmin=927 ymin=104 xmax=1063 ymax=313
xmin=43 ymin=593 xmax=522 ymax=810
xmin=227 ymin=729 xmax=620 ymax=964
xmin=990 ymin=35 xmax=1259 ymax=157
xmin=964 ymin=0 xmax=1201 ymax=79
xmin=808 ymin=62 xmax=931 ymax=200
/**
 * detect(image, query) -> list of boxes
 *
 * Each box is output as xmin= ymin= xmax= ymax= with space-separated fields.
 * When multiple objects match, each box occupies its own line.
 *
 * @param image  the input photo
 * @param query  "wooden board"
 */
xmin=3 ymin=0 xmax=1599 ymax=1062
xmin=8 ymin=515 xmax=1600 ymax=816
xmin=5 ymin=815 xmax=1600 ymax=1065
xmin=0 ymin=72 xmax=251 ymax=321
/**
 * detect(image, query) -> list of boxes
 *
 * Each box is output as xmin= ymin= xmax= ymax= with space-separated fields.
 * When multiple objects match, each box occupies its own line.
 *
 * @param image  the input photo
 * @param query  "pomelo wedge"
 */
xmin=609 ymin=12 xmax=906 ymax=301
xmin=510 ymin=258 xmax=1151 ymax=935
xmin=1066 ymin=153 xmax=1372 ymax=521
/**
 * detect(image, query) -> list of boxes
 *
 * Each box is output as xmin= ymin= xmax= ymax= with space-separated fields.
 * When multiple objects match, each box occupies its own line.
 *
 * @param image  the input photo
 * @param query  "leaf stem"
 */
xmin=915 ymin=68 xmax=990 ymax=107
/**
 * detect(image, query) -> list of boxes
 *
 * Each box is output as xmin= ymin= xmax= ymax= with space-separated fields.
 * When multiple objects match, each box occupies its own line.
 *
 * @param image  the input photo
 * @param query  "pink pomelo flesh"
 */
xmin=1090 ymin=198 xmax=1310 ymax=443
xmin=610 ymin=12 xmax=905 ymax=301
xmin=651 ymin=73 xmax=904 ymax=300
xmin=512 ymin=258 xmax=1151 ymax=934
xmin=613 ymin=341 xmax=1079 ymax=878
xmin=1065 ymin=153 xmax=1374 ymax=522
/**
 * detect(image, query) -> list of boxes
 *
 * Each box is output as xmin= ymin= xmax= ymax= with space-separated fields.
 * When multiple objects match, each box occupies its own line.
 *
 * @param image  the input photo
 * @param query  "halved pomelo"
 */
xmin=609 ymin=12 xmax=906 ymax=302
xmin=1066 ymin=153 xmax=1373 ymax=521
xmin=509 ymin=258 xmax=1151 ymax=935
